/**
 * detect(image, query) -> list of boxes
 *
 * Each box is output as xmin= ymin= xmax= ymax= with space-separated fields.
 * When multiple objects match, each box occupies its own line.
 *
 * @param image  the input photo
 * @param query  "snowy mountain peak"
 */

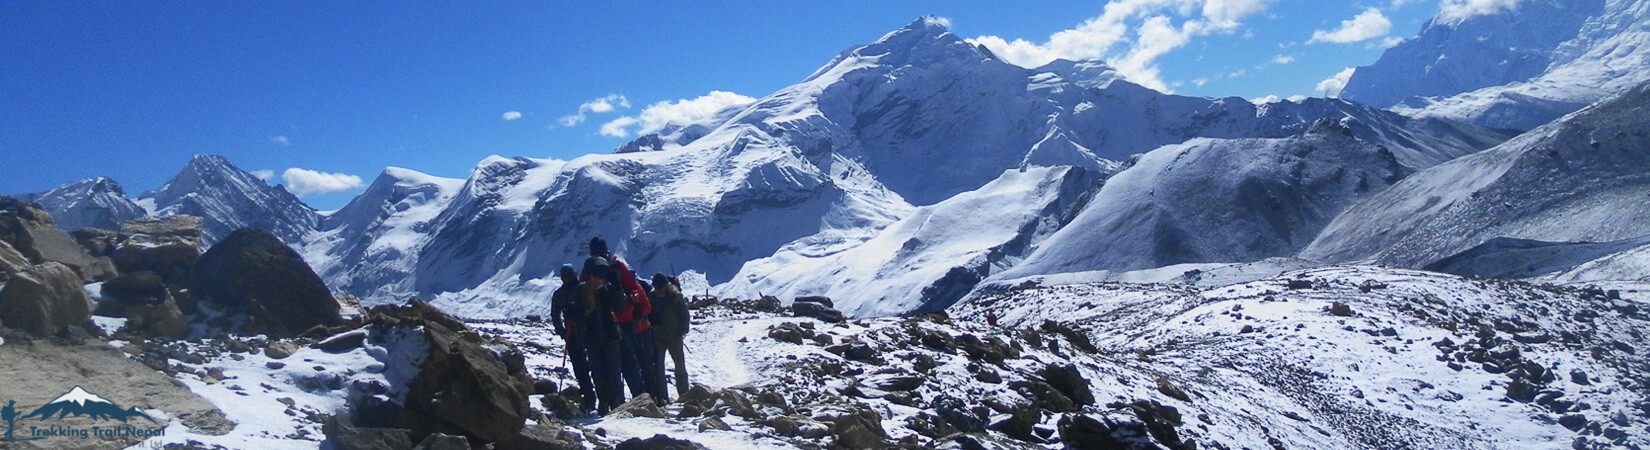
xmin=141 ymin=154 xmax=318 ymax=245
xmin=26 ymin=176 xmax=148 ymax=231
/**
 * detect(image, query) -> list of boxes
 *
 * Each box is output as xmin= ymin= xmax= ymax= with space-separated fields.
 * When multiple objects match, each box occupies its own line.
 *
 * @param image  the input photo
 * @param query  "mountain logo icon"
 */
xmin=20 ymin=386 xmax=157 ymax=423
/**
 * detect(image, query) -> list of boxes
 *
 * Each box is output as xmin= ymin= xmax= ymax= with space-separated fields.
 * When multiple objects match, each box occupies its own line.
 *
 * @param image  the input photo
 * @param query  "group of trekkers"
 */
xmin=549 ymin=236 xmax=692 ymax=415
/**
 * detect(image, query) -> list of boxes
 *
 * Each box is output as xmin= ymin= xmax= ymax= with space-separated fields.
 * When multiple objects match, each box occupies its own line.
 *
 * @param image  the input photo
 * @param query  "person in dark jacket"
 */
xmin=577 ymin=258 xmax=625 ymax=414
xmin=649 ymin=272 xmax=691 ymax=395
xmin=580 ymin=236 xmax=667 ymax=403
xmin=549 ymin=265 xmax=596 ymax=413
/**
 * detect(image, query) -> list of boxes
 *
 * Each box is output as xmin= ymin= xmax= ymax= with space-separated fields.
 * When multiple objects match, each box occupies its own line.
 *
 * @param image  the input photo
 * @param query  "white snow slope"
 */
xmin=1302 ymin=81 xmax=1650 ymax=269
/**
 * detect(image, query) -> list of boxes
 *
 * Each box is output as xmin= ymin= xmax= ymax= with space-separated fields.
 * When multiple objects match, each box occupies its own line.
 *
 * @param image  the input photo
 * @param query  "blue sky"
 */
xmin=1 ymin=1 xmax=1452 ymax=210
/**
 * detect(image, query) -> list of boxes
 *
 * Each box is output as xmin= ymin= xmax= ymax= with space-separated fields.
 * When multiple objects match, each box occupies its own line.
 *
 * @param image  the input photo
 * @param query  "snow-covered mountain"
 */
xmin=1346 ymin=0 xmax=1650 ymax=131
xmin=21 ymin=177 xmax=148 ymax=231
xmin=138 ymin=155 xmax=319 ymax=246
xmin=718 ymin=165 xmax=1101 ymax=317
xmin=304 ymin=167 xmax=463 ymax=303
xmin=996 ymin=119 xmax=1423 ymax=280
xmin=359 ymin=18 xmax=1509 ymax=317
xmin=1302 ymin=81 xmax=1650 ymax=268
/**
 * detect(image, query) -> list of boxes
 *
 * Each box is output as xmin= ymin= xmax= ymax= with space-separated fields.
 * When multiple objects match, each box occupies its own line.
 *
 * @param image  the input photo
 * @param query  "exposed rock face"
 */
xmin=354 ymin=301 xmax=537 ymax=444
xmin=0 ymin=262 xmax=94 ymax=337
xmin=113 ymin=216 xmax=203 ymax=287
xmin=194 ymin=228 xmax=341 ymax=337
xmin=0 ymin=200 xmax=117 ymax=282
xmin=0 ymin=240 xmax=28 ymax=282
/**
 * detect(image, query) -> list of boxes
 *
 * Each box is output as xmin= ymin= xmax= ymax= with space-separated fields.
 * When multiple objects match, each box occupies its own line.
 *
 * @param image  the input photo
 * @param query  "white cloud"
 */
xmin=966 ymin=0 xmax=1274 ymax=93
xmin=1251 ymin=95 xmax=1282 ymax=104
xmin=599 ymin=117 xmax=640 ymax=138
xmin=270 ymin=135 xmax=291 ymax=146
xmin=1192 ymin=77 xmax=1210 ymax=86
xmin=1380 ymin=36 xmax=1406 ymax=48
xmin=1287 ymin=95 xmax=1307 ymax=102
xmin=1440 ymin=0 xmax=1521 ymax=21
xmin=281 ymin=168 xmax=364 ymax=197
xmin=502 ymin=111 xmax=522 ymax=121
xmin=1310 ymin=8 xmax=1392 ymax=44
xmin=559 ymin=94 xmax=631 ymax=127
xmin=1316 ymin=67 xmax=1357 ymax=97
xmin=1272 ymin=54 xmax=1295 ymax=64
xmin=599 ymin=90 xmax=757 ymax=138
xmin=250 ymin=169 xmax=275 ymax=181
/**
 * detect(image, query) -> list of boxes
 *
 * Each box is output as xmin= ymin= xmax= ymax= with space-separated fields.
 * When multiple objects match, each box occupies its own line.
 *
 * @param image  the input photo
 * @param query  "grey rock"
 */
xmin=0 ymin=262 xmax=93 ymax=337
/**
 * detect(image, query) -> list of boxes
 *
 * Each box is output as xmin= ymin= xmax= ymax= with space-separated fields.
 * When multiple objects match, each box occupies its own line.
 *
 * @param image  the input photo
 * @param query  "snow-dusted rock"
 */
xmin=24 ymin=177 xmax=148 ymax=232
xmin=1303 ymin=81 xmax=1650 ymax=268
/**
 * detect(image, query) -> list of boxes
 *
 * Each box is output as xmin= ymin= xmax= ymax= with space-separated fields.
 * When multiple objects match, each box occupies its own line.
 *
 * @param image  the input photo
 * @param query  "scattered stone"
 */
xmin=323 ymin=414 xmax=413 ymax=450
xmin=614 ymin=434 xmax=706 ymax=450
xmin=266 ymin=341 xmax=300 ymax=360
xmin=608 ymin=394 xmax=667 ymax=419
xmin=872 ymin=375 xmax=925 ymax=392
xmin=1037 ymin=363 xmax=1096 ymax=407
xmin=826 ymin=342 xmax=879 ymax=362
xmin=1157 ymin=377 xmax=1192 ymax=403
xmin=794 ymin=295 xmax=834 ymax=308
xmin=1010 ymin=380 xmax=1076 ymax=413
xmin=312 ymin=330 xmax=369 ymax=353
xmin=1287 ymin=279 xmax=1314 ymax=290
xmin=499 ymin=423 xmax=583 ymax=450
xmin=792 ymin=300 xmax=846 ymax=323
xmin=1327 ymin=302 xmax=1355 ymax=317
xmin=698 ymin=416 xmax=731 ymax=431
xmin=987 ymin=404 xmax=1041 ymax=441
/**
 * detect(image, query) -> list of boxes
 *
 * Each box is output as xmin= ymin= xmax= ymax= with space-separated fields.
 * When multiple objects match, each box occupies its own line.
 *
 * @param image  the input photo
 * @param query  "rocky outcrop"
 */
xmin=0 ymin=240 xmax=28 ymax=282
xmin=113 ymin=216 xmax=203 ymax=287
xmin=194 ymin=228 xmax=341 ymax=337
xmin=0 ymin=262 xmax=94 ymax=337
xmin=0 ymin=200 xmax=117 ymax=282
xmin=350 ymin=301 xmax=537 ymax=445
xmin=96 ymin=271 xmax=189 ymax=338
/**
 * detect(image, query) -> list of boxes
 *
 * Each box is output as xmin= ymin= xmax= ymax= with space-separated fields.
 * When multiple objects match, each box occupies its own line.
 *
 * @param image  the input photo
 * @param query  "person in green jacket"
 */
xmin=649 ymin=272 xmax=691 ymax=395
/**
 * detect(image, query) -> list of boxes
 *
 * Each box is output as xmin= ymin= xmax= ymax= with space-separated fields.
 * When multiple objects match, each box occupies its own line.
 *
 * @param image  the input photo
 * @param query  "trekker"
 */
xmin=548 ymin=264 xmax=596 ymax=413
xmin=581 ymin=236 xmax=668 ymax=403
xmin=649 ymin=272 xmax=691 ymax=395
xmin=577 ymin=258 xmax=625 ymax=414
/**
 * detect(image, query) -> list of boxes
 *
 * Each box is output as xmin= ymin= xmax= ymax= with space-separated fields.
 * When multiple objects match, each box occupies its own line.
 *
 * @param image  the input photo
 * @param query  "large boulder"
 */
xmin=0 ymin=201 xmax=117 ymax=282
xmin=355 ymin=301 xmax=537 ymax=444
xmin=323 ymin=414 xmax=414 ymax=450
xmin=193 ymin=228 xmax=340 ymax=337
xmin=96 ymin=271 xmax=189 ymax=338
xmin=0 ymin=262 xmax=94 ymax=337
xmin=792 ymin=300 xmax=846 ymax=323
xmin=112 ymin=216 xmax=203 ymax=287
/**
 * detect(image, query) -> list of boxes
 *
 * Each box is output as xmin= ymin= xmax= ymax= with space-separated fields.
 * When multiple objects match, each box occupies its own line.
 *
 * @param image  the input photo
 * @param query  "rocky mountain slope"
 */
xmin=137 ymin=155 xmax=319 ymax=246
xmin=19 ymin=177 xmax=148 ymax=231
xmin=1301 ymin=81 xmax=1650 ymax=269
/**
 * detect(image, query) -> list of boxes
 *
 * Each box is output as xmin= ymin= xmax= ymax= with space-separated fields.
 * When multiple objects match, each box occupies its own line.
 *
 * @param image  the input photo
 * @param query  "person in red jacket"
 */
xmin=580 ymin=236 xmax=667 ymax=403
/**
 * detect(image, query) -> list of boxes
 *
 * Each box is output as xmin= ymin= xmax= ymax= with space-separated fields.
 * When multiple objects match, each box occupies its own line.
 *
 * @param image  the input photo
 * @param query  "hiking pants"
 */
xmin=615 ymin=329 xmax=649 ymax=401
xmin=632 ymin=328 xmax=668 ymax=403
xmin=658 ymin=335 xmax=689 ymax=395
xmin=586 ymin=341 xmax=623 ymax=414
xmin=565 ymin=334 xmax=596 ymax=412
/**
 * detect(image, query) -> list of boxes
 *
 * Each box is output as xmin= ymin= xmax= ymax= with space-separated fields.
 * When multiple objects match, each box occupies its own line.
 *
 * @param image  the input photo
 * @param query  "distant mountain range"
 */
xmin=11 ymin=5 xmax=1650 ymax=318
